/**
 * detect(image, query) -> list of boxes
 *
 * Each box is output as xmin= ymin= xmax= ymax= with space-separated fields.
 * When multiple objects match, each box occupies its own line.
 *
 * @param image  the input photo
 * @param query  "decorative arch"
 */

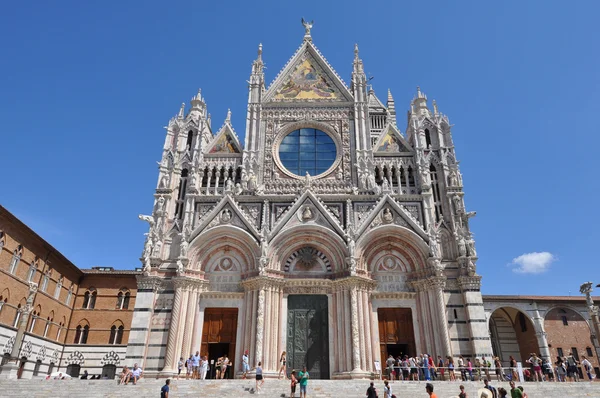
xmin=8 ymin=245 xmax=22 ymax=274
xmin=439 ymin=228 xmax=456 ymax=260
xmin=65 ymin=350 xmax=85 ymax=365
xmin=189 ymin=226 xmax=259 ymax=273
xmin=82 ymin=287 xmax=97 ymax=309
xmin=270 ymin=224 xmax=346 ymax=273
xmin=116 ymin=288 xmax=131 ymax=310
xmin=109 ymin=320 xmax=125 ymax=345
xmin=358 ymin=225 xmax=429 ymax=274
xmin=74 ymin=319 xmax=90 ymax=344
xmin=488 ymin=306 xmax=539 ymax=366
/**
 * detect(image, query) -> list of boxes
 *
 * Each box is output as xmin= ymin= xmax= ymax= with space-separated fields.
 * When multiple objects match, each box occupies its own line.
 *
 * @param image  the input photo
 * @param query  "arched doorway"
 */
xmin=489 ymin=307 xmax=538 ymax=366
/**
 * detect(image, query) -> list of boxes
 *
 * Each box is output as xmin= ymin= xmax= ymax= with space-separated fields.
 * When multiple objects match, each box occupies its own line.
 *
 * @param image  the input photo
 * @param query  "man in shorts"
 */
xmin=242 ymin=350 xmax=250 ymax=379
xmin=298 ymin=366 xmax=309 ymax=398
xmin=192 ymin=351 xmax=201 ymax=379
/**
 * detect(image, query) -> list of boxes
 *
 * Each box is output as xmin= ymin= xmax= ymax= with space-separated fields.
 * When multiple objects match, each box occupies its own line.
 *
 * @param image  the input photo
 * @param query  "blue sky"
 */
xmin=1 ymin=1 xmax=598 ymax=295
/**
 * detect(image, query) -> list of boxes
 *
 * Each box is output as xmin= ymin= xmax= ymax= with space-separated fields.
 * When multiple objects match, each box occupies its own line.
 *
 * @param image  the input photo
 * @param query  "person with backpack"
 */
xmin=160 ymin=379 xmax=170 ymax=398
xmin=566 ymin=352 xmax=579 ymax=382
xmin=366 ymin=381 xmax=378 ymax=398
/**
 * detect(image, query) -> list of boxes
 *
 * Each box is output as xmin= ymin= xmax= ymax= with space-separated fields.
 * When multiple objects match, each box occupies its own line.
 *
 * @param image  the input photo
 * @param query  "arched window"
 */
xmin=0 ymin=290 xmax=8 ymax=315
xmin=65 ymin=285 xmax=73 ymax=306
xmin=0 ymin=231 xmax=4 ymax=252
xmin=82 ymin=288 xmax=97 ymax=309
xmin=56 ymin=317 xmax=65 ymax=341
xmin=424 ymin=128 xmax=432 ymax=148
xmin=407 ymin=166 xmax=415 ymax=187
xmin=116 ymin=325 xmax=124 ymax=344
xmin=27 ymin=260 xmax=37 ymax=283
xmin=54 ymin=276 xmax=63 ymax=300
xmin=430 ymin=164 xmax=443 ymax=222
xmin=109 ymin=325 xmax=116 ymax=344
xmin=29 ymin=307 xmax=41 ymax=333
xmin=175 ymin=168 xmax=189 ymax=219
xmin=559 ymin=309 xmax=569 ymax=326
xmin=41 ymin=270 xmax=51 ymax=292
xmin=9 ymin=246 xmax=22 ymax=274
xmin=186 ymin=130 xmax=194 ymax=151
xmin=116 ymin=289 xmax=130 ymax=310
xmin=13 ymin=303 xmax=22 ymax=327
xmin=109 ymin=321 xmax=125 ymax=345
xmin=74 ymin=321 xmax=89 ymax=344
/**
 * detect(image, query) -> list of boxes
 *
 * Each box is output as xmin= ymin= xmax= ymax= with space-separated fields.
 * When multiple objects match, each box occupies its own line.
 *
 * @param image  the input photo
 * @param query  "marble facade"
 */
xmin=126 ymin=26 xmax=493 ymax=379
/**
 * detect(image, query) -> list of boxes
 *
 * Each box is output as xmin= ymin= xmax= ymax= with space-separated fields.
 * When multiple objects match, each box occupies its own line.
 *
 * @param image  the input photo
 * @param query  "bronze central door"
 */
xmin=287 ymin=295 xmax=329 ymax=379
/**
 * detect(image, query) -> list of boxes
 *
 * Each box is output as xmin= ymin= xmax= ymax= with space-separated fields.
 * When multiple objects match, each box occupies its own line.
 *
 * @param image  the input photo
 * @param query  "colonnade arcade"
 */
xmin=147 ymin=219 xmax=461 ymax=379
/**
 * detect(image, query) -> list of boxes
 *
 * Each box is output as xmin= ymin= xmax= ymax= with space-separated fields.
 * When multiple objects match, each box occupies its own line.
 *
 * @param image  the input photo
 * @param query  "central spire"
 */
xmin=301 ymin=18 xmax=314 ymax=41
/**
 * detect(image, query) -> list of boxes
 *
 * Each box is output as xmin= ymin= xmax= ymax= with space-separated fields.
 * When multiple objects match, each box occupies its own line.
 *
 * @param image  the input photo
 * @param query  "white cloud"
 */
xmin=510 ymin=252 xmax=556 ymax=274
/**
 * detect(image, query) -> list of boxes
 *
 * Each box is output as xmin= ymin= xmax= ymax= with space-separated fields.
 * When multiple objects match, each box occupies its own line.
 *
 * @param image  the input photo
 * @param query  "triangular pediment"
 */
xmin=269 ymin=190 xmax=345 ymax=240
xmin=368 ymin=90 xmax=386 ymax=110
xmin=264 ymin=41 xmax=353 ymax=103
xmin=374 ymin=124 xmax=413 ymax=154
xmin=191 ymin=195 xmax=260 ymax=241
xmin=354 ymin=195 xmax=427 ymax=240
xmin=205 ymin=123 xmax=242 ymax=155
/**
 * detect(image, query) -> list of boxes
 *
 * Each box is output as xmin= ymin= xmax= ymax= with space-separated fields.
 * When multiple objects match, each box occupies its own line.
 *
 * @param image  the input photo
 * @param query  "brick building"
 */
xmin=0 ymin=206 xmax=138 ymax=379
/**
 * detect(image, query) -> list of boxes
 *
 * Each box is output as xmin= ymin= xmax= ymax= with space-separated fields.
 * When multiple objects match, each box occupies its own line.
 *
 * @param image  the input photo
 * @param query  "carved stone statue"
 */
xmin=260 ymin=233 xmax=268 ymax=258
xmin=225 ymin=178 xmax=234 ymax=193
xmin=466 ymin=237 xmax=477 ymax=257
xmin=179 ymin=235 xmax=189 ymax=258
xmin=302 ymin=206 xmax=313 ymax=221
xmin=429 ymin=257 xmax=443 ymax=276
xmin=347 ymin=237 xmax=356 ymax=258
xmin=382 ymin=208 xmax=394 ymax=223
xmin=159 ymin=174 xmax=169 ymax=189
xmin=466 ymin=258 xmax=476 ymax=276
xmin=258 ymin=256 xmax=268 ymax=276
xmin=336 ymin=169 xmax=343 ymax=180
xmin=142 ymin=256 xmax=151 ymax=275
xmin=142 ymin=235 xmax=152 ymax=259
xmin=220 ymin=209 xmax=232 ymax=223
xmin=347 ymin=257 xmax=357 ymax=275
xmin=247 ymin=172 xmax=257 ymax=190
xmin=234 ymin=183 xmax=243 ymax=195
xmin=303 ymin=172 xmax=312 ymax=190
xmin=382 ymin=177 xmax=391 ymax=192
xmin=453 ymin=195 xmax=463 ymax=214
xmin=449 ymin=170 xmax=458 ymax=187
xmin=457 ymin=234 xmax=467 ymax=257
xmin=428 ymin=231 xmax=440 ymax=258
xmin=152 ymin=238 xmax=162 ymax=258
xmin=138 ymin=214 xmax=155 ymax=228
xmin=301 ymin=18 xmax=314 ymax=36
xmin=176 ymin=259 xmax=185 ymax=276
xmin=580 ymin=282 xmax=595 ymax=309
xmin=366 ymin=174 xmax=376 ymax=190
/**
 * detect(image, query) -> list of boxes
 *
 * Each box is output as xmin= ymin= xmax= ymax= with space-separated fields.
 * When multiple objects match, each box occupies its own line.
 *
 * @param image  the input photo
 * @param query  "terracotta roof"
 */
xmin=81 ymin=268 xmax=141 ymax=275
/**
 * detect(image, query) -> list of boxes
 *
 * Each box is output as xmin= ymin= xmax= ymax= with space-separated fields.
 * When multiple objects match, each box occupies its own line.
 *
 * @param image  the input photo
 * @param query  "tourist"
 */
xmin=161 ymin=379 xmax=170 ymax=398
xmin=438 ymin=356 xmax=445 ymax=381
xmin=582 ymin=355 xmax=594 ymax=381
xmin=200 ymin=355 xmax=208 ymax=380
xmin=216 ymin=356 xmax=224 ymax=379
xmin=566 ymin=352 xmax=579 ymax=382
xmin=366 ymin=381 xmax=377 ymax=398
xmin=509 ymin=356 xmax=518 ymax=382
xmin=483 ymin=379 xmax=497 ymax=396
xmin=466 ymin=357 xmax=473 ymax=381
xmin=474 ymin=357 xmax=482 ymax=381
xmin=80 ymin=370 xmax=89 ymax=380
xmin=542 ymin=358 xmax=554 ymax=382
xmin=242 ymin=350 xmax=250 ymax=379
xmin=128 ymin=363 xmax=143 ymax=385
xmin=395 ymin=356 xmax=402 ymax=381
xmin=425 ymin=382 xmax=438 ymax=398
xmin=482 ymin=356 xmax=491 ymax=381
xmin=509 ymin=381 xmax=522 ymax=398
xmin=555 ymin=356 xmax=566 ymax=382
xmin=458 ymin=384 xmax=467 ymax=398
xmin=458 ymin=355 xmax=466 ymax=381
xmin=422 ymin=354 xmax=431 ymax=381
xmin=290 ymin=370 xmax=298 ymax=398
xmin=119 ymin=366 xmax=130 ymax=385
xmin=383 ymin=379 xmax=392 ymax=398
xmin=494 ymin=357 xmax=503 ymax=382
xmin=429 ymin=354 xmax=437 ymax=380
xmin=221 ymin=354 xmax=230 ymax=379
xmin=526 ymin=353 xmax=543 ymax=382
xmin=410 ymin=356 xmax=419 ymax=381
xmin=298 ymin=365 xmax=309 ymax=398
xmin=177 ymin=357 xmax=184 ymax=380
xmin=279 ymin=351 xmax=287 ymax=379
xmin=402 ymin=356 xmax=410 ymax=381
xmin=255 ymin=361 xmax=264 ymax=394
xmin=186 ymin=355 xmax=193 ymax=379
xmin=192 ymin=350 xmax=201 ymax=379
xmin=498 ymin=387 xmax=508 ymax=398
xmin=386 ymin=354 xmax=395 ymax=381
xmin=517 ymin=386 xmax=527 ymax=398
xmin=448 ymin=356 xmax=456 ymax=381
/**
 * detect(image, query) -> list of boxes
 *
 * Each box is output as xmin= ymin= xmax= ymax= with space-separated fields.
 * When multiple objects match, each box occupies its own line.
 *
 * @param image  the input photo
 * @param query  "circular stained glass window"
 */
xmin=278 ymin=128 xmax=337 ymax=177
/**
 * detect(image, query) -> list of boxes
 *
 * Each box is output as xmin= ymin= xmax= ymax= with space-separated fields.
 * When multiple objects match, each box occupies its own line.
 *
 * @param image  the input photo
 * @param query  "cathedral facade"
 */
xmin=126 ymin=27 xmax=492 ymax=379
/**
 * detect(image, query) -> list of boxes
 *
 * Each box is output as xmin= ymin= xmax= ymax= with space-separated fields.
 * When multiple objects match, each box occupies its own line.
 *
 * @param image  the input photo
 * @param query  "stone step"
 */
xmin=1 ymin=379 xmax=599 ymax=398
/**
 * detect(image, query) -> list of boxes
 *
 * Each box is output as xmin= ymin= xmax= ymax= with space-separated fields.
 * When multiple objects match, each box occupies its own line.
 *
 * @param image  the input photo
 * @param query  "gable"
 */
xmin=264 ymin=41 xmax=353 ymax=103
xmin=191 ymin=196 xmax=260 ymax=241
xmin=269 ymin=190 xmax=345 ymax=240
xmin=206 ymin=125 xmax=242 ymax=154
xmin=374 ymin=125 xmax=412 ymax=153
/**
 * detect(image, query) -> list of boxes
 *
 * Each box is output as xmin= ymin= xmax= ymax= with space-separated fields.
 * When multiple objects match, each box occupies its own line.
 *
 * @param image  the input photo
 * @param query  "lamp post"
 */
xmin=579 ymin=282 xmax=600 ymax=359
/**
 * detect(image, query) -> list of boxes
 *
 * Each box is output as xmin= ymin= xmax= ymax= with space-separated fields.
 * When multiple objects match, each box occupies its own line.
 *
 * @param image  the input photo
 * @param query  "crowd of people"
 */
xmin=366 ymin=379 xmax=530 ymax=398
xmin=380 ymin=352 xmax=596 ymax=383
